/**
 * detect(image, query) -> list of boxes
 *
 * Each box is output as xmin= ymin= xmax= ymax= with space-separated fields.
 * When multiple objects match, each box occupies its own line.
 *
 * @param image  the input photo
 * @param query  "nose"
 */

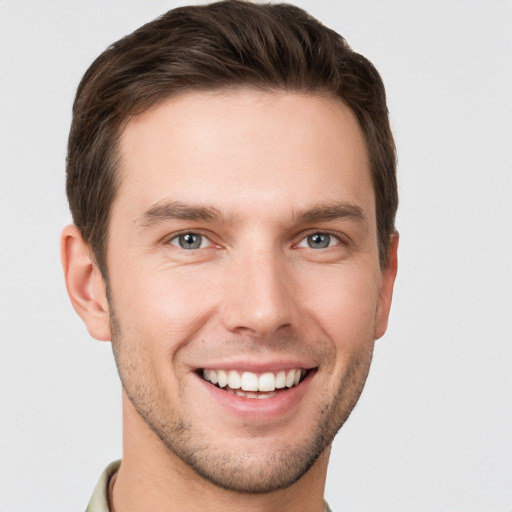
xmin=220 ymin=247 xmax=297 ymax=338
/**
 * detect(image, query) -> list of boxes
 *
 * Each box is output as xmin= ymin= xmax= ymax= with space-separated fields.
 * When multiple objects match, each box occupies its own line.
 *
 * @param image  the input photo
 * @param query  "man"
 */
xmin=61 ymin=1 xmax=398 ymax=511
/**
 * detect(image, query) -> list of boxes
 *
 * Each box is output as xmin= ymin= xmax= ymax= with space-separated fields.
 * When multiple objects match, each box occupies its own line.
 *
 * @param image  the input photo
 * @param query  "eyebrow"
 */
xmin=136 ymin=200 xmax=368 ymax=229
xmin=294 ymin=202 xmax=369 ymax=226
xmin=136 ymin=201 xmax=225 ymax=228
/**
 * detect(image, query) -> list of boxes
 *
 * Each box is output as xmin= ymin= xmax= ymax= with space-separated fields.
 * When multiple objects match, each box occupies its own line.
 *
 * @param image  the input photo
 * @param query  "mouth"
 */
xmin=199 ymin=368 xmax=310 ymax=399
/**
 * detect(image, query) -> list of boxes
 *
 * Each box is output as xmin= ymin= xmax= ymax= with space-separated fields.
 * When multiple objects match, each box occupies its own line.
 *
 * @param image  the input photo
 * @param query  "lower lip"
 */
xmin=193 ymin=371 xmax=314 ymax=420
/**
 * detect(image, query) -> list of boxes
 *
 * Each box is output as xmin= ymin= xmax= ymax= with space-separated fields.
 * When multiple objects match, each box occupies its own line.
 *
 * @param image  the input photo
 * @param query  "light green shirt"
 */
xmin=85 ymin=460 xmax=334 ymax=512
xmin=86 ymin=460 xmax=120 ymax=512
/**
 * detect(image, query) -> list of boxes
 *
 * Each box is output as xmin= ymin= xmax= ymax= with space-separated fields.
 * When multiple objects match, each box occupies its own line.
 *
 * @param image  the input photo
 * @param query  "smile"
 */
xmin=201 ymin=368 xmax=306 ymax=399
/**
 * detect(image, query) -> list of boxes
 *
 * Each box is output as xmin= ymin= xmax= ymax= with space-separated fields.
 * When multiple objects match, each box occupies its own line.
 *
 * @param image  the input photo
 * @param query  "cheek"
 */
xmin=300 ymin=263 xmax=380 ymax=347
xmin=111 ymin=264 xmax=220 ymax=347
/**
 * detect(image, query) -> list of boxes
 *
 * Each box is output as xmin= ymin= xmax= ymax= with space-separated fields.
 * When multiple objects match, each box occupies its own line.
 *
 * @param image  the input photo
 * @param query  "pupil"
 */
xmin=308 ymin=233 xmax=330 ymax=248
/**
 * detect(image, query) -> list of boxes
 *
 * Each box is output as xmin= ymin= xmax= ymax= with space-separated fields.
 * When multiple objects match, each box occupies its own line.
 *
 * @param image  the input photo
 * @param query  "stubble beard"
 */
xmin=109 ymin=304 xmax=374 ymax=494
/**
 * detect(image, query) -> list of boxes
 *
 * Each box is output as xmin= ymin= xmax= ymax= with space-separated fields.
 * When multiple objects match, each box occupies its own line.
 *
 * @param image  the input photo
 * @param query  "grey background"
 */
xmin=0 ymin=0 xmax=511 ymax=510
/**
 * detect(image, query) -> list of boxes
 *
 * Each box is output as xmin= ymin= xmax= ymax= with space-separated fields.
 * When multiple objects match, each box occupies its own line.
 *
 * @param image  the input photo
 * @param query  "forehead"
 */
xmin=115 ymin=88 xmax=374 ymax=224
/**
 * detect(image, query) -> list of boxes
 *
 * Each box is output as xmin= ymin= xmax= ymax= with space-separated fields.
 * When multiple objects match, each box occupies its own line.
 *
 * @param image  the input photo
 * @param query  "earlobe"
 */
xmin=60 ymin=225 xmax=112 ymax=341
xmin=374 ymin=232 xmax=399 ymax=340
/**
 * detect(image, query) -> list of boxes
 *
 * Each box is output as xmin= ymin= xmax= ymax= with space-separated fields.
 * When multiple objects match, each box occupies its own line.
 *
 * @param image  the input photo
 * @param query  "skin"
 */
xmin=61 ymin=89 xmax=398 ymax=512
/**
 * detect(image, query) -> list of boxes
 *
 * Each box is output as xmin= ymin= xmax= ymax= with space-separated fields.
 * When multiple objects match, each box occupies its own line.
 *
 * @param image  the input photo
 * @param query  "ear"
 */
xmin=60 ymin=225 xmax=111 ymax=341
xmin=374 ymin=232 xmax=399 ymax=340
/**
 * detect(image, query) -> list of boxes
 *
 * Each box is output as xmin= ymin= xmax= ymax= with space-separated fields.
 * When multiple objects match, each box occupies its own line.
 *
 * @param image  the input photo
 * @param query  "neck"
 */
xmin=112 ymin=394 xmax=330 ymax=512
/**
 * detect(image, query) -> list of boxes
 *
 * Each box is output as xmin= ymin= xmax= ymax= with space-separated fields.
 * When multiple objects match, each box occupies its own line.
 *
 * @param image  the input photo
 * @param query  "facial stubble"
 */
xmin=108 ymin=301 xmax=374 ymax=494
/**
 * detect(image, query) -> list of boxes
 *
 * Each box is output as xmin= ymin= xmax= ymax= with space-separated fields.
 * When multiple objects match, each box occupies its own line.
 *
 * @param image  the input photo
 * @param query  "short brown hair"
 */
xmin=66 ymin=0 xmax=397 ymax=275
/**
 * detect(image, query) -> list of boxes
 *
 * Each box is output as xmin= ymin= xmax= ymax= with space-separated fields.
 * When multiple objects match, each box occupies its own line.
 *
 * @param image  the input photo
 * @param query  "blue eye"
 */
xmin=298 ymin=233 xmax=339 ymax=249
xmin=170 ymin=233 xmax=207 ymax=250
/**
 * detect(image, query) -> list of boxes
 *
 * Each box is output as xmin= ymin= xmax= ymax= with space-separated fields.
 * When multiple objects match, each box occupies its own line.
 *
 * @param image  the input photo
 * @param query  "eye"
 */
xmin=298 ymin=232 xmax=340 ymax=249
xmin=169 ymin=232 xmax=210 ymax=250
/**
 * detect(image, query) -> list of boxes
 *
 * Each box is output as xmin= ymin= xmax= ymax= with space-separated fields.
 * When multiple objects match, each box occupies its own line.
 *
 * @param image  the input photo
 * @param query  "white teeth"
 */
xmin=285 ymin=369 xmax=296 ymax=388
xmin=275 ymin=370 xmax=286 ymax=389
xmin=217 ymin=369 xmax=228 ymax=388
xmin=227 ymin=370 xmax=241 ymax=389
xmin=202 ymin=368 xmax=304 ymax=395
xmin=241 ymin=372 xmax=259 ymax=391
xmin=234 ymin=389 xmax=276 ymax=399
xmin=259 ymin=372 xmax=276 ymax=392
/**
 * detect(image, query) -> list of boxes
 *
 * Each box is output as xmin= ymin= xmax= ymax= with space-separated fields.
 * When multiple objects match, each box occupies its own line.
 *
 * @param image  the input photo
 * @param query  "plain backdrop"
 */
xmin=0 ymin=1 xmax=511 ymax=511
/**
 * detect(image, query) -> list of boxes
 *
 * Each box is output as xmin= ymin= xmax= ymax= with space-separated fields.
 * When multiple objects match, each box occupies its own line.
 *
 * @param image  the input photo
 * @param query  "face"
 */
xmin=105 ymin=89 xmax=396 ymax=492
